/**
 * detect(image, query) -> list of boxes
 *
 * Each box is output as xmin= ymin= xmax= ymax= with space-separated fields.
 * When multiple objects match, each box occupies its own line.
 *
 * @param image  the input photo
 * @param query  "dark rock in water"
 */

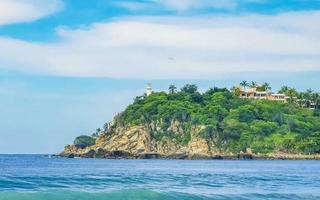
xmin=67 ymin=153 xmax=75 ymax=158
xmin=81 ymin=150 xmax=96 ymax=158
xmin=238 ymin=153 xmax=254 ymax=160
xmin=107 ymin=150 xmax=132 ymax=159
xmin=166 ymin=153 xmax=188 ymax=159
xmin=94 ymin=148 xmax=106 ymax=158
xmin=138 ymin=152 xmax=162 ymax=159
xmin=211 ymin=155 xmax=224 ymax=160
xmin=188 ymin=154 xmax=211 ymax=160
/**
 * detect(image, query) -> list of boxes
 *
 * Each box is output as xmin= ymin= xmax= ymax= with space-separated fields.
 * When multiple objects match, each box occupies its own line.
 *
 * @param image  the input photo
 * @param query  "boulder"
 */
xmin=81 ymin=149 xmax=96 ymax=158
xmin=166 ymin=153 xmax=188 ymax=159
xmin=138 ymin=152 xmax=162 ymax=159
xmin=108 ymin=150 xmax=132 ymax=159
xmin=94 ymin=148 xmax=106 ymax=158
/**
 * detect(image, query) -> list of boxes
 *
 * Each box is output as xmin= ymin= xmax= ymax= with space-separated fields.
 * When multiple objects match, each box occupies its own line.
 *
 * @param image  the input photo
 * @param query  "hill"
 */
xmin=60 ymin=84 xmax=320 ymax=159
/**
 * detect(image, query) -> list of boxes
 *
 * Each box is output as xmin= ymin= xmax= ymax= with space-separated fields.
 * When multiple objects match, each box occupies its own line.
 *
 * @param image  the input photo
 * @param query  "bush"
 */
xmin=74 ymin=135 xmax=96 ymax=148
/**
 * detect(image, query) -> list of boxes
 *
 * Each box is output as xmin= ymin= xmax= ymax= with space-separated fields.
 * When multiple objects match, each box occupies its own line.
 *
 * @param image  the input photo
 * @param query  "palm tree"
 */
xmin=311 ymin=92 xmax=320 ymax=109
xmin=250 ymin=81 xmax=258 ymax=88
xmin=315 ymin=93 xmax=320 ymax=110
xmin=297 ymin=92 xmax=306 ymax=107
xmin=262 ymin=82 xmax=271 ymax=92
xmin=287 ymin=88 xmax=298 ymax=104
xmin=240 ymin=81 xmax=249 ymax=97
xmin=168 ymin=85 xmax=177 ymax=94
xmin=306 ymin=89 xmax=313 ymax=108
xmin=279 ymin=85 xmax=289 ymax=94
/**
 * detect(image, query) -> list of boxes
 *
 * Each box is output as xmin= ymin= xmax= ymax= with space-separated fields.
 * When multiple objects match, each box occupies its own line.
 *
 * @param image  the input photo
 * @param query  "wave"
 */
xmin=0 ymin=189 xmax=318 ymax=200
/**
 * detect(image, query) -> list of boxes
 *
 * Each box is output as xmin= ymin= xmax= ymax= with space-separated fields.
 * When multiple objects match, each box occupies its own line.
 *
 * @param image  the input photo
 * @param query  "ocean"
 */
xmin=0 ymin=155 xmax=319 ymax=200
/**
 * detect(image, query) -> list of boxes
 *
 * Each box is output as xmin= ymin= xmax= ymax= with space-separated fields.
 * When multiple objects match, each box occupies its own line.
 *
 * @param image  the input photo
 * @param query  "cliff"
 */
xmin=60 ymin=121 xmax=229 ymax=159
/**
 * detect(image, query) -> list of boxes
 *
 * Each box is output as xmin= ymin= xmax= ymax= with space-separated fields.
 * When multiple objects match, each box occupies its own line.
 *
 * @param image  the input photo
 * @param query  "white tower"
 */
xmin=146 ymin=83 xmax=152 ymax=96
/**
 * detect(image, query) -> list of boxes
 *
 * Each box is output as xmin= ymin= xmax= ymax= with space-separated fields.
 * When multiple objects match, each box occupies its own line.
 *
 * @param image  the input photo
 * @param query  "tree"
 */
xmin=250 ymin=81 xmax=258 ymax=88
xmin=134 ymin=96 xmax=145 ymax=104
xmin=287 ymin=88 xmax=298 ymax=104
xmin=280 ymin=86 xmax=298 ymax=104
xmin=74 ymin=135 xmax=96 ymax=148
xmin=103 ymin=122 xmax=109 ymax=132
xmin=279 ymin=86 xmax=289 ymax=94
xmin=240 ymin=81 xmax=249 ymax=97
xmin=262 ymin=82 xmax=271 ymax=92
xmin=240 ymin=81 xmax=249 ymax=90
xmin=231 ymin=86 xmax=241 ymax=96
xmin=181 ymin=84 xmax=198 ymax=94
xmin=313 ymin=93 xmax=320 ymax=110
xmin=297 ymin=92 xmax=306 ymax=107
xmin=168 ymin=85 xmax=177 ymax=94
xmin=305 ymin=89 xmax=313 ymax=108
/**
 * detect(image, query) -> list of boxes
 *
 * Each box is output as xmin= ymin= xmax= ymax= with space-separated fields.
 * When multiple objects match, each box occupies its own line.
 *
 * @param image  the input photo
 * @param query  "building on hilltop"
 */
xmin=146 ymin=83 xmax=152 ymax=96
xmin=268 ymin=93 xmax=286 ymax=103
xmin=239 ymin=85 xmax=287 ymax=103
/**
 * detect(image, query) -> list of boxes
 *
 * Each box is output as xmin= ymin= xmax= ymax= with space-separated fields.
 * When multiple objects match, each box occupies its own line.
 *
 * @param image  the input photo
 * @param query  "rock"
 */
xmin=108 ymin=150 xmax=132 ymax=159
xmin=94 ymin=148 xmax=106 ymax=158
xmin=166 ymin=153 xmax=188 ymax=159
xmin=238 ymin=153 xmax=254 ymax=160
xmin=67 ymin=153 xmax=75 ymax=158
xmin=81 ymin=149 xmax=96 ymax=158
xmin=138 ymin=152 xmax=162 ymax=159
xmin=187 ymin=138 xmax=210 ymax=155
xmin=59 ymin=121 xmax=260 ymax=160
xmin=103 ymin=126 xmax=152 ymax=155
xmin=188 ymin=154 xmax=211 ymax=160
xmin=211 ymin=155 xmax=224 ymax=160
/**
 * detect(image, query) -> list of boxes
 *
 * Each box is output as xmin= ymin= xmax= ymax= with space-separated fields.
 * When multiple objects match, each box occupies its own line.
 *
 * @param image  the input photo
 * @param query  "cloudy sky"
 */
xmin=0 ymin=0 xmax=320 ymax=153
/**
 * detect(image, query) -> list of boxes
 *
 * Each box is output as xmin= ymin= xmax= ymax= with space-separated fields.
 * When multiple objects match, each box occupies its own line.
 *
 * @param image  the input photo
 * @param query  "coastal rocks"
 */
xmin=167 ymin=120 xmax=184 ymax=134
xmin=166 ymin=152 xmax=188 ymax=159
xmin=156 ymin=139 xmax=182 ymax=155
xmin=61 ymin=123 xmax=290 ymax=160
xmin=108 ymin=150 xmax=133 ymax=159
xmin=137 ymin=152 xmax=163 ymax=159
xmin=103 ymin=126 xmax=152 ymax=155
xmin=59 ymin=145 xmax=83 ymax=158
xmin=188 ymin=154 xmax=211 ymax=160
xmin=81 ymin=149 xmax=96 ymax=158
xmin=94 ymin=147 xmax=106 ymax=158
xmin=187 ymin=138 xmax=210 ymax=156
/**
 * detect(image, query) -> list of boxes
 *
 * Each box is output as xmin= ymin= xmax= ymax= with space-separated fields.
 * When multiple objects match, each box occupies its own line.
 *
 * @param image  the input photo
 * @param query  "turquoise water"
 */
xmin=0 ymin=155 xmax=319 ymax=199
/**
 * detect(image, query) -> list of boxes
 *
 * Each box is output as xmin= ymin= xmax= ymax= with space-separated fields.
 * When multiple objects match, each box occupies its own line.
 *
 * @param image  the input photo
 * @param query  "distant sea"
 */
xmin=0 ymin=155 xmax=320 ymax=200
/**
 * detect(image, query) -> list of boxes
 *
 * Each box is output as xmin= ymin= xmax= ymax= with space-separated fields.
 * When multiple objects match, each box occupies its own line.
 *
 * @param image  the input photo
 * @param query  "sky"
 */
xmin=0 ymin=0 xmax=320 ymax=154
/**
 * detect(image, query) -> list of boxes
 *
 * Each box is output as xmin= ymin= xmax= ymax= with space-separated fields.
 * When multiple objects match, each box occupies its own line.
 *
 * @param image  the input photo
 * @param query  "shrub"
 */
xmin=74 ymin=135 xmax=96 ymax=148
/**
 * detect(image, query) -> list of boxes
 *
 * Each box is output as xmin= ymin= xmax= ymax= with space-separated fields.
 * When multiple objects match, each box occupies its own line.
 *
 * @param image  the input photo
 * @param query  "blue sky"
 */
xmin=0 ymin=0 xmax=320 ymax=153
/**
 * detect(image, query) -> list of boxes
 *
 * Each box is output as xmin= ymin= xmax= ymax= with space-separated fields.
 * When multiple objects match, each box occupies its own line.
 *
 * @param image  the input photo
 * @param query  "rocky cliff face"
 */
xmin=60 ymin=121 xmax=238 ymax=159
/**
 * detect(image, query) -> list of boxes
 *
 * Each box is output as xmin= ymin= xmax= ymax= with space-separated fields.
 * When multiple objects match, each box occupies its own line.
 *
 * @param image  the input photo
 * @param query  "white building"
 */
xmin=146 ymin=83 xmax=152 ymax=96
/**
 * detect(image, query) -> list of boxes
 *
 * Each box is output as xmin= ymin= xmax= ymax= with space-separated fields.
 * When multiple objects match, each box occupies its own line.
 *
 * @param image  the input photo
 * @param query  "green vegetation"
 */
xmin=74 ymin=135 xmax=96 ymax=148
xmin=113 ymin=83 xmax=320 ymax=154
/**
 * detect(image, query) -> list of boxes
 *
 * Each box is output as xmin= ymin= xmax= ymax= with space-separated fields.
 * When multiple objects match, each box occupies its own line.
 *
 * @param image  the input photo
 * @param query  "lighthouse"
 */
xmin=146 ymin=83 xmax=152 ymax=96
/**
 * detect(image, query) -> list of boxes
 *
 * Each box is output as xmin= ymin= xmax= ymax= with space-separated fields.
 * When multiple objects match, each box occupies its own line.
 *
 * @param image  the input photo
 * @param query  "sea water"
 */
xmin=0 ymin=155 xmax=319 ymax=200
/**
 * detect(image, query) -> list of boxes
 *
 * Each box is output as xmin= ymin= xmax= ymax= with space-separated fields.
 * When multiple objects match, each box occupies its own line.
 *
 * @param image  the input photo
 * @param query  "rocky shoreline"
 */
xmin=59 ymin=123 xmax=320 ymax=160
xmin=58 ymin=149 xmax=320 ymax=160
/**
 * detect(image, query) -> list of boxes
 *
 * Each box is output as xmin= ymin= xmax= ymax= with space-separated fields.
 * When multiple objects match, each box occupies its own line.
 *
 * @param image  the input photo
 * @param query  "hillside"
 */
xmin=60 ymin=84 xmax=320 ymax=159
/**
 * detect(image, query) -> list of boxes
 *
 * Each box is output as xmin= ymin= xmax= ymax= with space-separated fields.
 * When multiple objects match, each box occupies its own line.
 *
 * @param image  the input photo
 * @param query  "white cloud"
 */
xmin=157 ymin=0 xmax=237 ymax=11
xmin=0 ymin=11 xmax=319 ymax=79
xmin=117 ymin=0 xmax=266 ymax=12
xmin=0 ymin=0 xmax=63 ymax=25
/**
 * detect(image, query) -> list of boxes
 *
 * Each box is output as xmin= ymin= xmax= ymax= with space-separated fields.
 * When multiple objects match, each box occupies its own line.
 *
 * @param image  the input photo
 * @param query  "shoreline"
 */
xmin=58 ymin=151 xmax=320 ymax=160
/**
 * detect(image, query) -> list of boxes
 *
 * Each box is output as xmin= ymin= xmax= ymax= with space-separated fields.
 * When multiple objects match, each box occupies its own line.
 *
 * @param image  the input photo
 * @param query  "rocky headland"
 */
xmin=59 ymin=84 xmax=320 ymax=160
